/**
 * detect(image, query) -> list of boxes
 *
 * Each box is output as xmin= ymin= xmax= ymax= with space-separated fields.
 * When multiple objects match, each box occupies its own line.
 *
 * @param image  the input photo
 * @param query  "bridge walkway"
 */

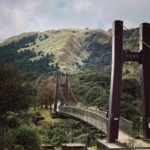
xmin=57 ymin=106 xmax=150 ymax=149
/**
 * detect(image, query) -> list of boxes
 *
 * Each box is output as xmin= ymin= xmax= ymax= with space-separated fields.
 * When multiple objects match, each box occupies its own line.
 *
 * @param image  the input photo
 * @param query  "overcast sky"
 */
xmin=0 ymin=0 xmax=150 ymax=41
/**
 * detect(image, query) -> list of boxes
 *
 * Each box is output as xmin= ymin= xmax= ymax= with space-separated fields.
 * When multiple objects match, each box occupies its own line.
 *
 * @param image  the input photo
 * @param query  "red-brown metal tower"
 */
xmin=107 ymin=20 xmax=150 ymax=142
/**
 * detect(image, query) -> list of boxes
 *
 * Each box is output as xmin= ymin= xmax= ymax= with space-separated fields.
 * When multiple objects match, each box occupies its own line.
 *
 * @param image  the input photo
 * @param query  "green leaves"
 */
xmin=15 ymin=125 xmax=41 ymax=150
xmin=0 ymin=63 xmax=32 ymax=114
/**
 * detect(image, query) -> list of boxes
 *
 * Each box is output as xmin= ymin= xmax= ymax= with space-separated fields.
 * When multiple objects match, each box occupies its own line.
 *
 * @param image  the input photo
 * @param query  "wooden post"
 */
xmin=140 ymin=23 xmax=150 ymax=139
xmin=54 ymin=73 xmax=59 ymax=112
xmin=65 ymin=74 xmax=68 ymax=105
xmin=107 ymin=20 xmax=123 ymax=143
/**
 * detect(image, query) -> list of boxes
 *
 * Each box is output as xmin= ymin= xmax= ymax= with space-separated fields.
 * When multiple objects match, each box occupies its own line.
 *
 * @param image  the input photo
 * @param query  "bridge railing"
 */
xmin=59 ymin=106 xmax=107 ymax=133
xmin=59 ymin=106 xmax=133 ymax=135
xmin=86 ymin=108 xmax=133 ymax=134
xmin=119 ymin=117 xmax=133 ymax=134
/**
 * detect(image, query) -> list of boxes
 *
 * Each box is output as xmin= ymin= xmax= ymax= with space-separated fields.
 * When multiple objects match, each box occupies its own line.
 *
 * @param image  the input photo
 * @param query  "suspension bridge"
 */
xmin=52 ymin=20 xmax=150 ymax=149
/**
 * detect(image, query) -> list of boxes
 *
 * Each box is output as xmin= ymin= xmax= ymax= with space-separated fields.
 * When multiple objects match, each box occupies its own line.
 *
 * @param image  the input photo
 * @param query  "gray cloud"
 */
xmin=0 ymin=0 xmax=150 ymax=41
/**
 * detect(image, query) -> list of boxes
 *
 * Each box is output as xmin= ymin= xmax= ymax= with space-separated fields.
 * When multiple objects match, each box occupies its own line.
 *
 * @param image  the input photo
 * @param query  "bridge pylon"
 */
xmin=107 ymin=20 xmax=150 ymax=142
xmin=53 ymin=73 xmax=69 ymax=113
xmin=54 ymin=73 xmax=59 ymax=113
xmin=107 ymin=20 xmax=123 ymax=143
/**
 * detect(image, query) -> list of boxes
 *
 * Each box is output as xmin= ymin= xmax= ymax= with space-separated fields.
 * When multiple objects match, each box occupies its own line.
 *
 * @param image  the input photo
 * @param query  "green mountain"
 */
xmin=0 ymin=28 xmax=139 ymax=77
xmin=0 ymin=28 xmax=142 ymax=131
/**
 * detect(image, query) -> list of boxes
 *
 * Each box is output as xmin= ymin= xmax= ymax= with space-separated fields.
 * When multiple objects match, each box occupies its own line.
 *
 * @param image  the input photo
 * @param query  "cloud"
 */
xmin=0 ymin=0 xmax=150 ymax=41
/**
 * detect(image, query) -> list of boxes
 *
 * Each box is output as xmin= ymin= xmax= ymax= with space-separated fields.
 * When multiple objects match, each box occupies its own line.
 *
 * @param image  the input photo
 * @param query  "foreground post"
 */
xmin=140 ymin=23 xmax=150 ymax=139
xmin=107 ymin=20 xmax=123 ymax=143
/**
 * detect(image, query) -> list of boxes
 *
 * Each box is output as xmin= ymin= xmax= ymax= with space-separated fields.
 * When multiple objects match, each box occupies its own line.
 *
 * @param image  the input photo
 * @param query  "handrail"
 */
xmin=58 ymin=106 xmax=133 ymax=135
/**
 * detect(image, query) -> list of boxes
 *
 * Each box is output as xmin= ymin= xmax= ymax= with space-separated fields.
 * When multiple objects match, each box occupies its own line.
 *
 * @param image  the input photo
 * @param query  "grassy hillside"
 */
xmin=0 ymin=28 xmax=143 ymax=149
xmin=0 ymin=28 xmax=112 ymax=74
xmin=0 ymin=28 xmax=139 ymax=77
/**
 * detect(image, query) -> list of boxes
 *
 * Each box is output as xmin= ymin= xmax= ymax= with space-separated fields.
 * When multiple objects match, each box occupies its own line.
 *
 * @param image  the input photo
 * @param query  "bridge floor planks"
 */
xmin=98 ymin=130 xmax=150 ymax=149
xmin=118 ymin=130 xmax=150 ymax=149
xmin=98 ymin=138 xmax=150 ymax=150
xmin=97 ymin=139 xmax=125 ymax=150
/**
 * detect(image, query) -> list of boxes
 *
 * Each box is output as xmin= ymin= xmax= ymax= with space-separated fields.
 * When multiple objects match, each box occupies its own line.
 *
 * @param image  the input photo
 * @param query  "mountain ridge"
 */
xmin=0 ymin=28 xmax=139 ymax=76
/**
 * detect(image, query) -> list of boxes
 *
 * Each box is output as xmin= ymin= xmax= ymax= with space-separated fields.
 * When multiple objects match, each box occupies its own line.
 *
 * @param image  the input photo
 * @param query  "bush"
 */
xmin=15 ymin=125 xmax=41 ymax=150
xmin=85 ymin=86 xmax=108 ymax=105
xmin=0 ymin=129 xmax=15 ymax=150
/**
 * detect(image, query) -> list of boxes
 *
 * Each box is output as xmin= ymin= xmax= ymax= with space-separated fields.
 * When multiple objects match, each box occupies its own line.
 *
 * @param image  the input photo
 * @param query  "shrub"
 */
xmin=15 ymin=125 xmax=41 ymax=150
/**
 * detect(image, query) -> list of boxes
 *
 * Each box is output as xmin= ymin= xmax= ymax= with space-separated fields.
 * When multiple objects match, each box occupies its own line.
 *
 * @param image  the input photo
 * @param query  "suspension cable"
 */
xmin=120 ymin=23 xmax=150 ymax=49
xmin=120 ymin=23 xmax=139 ymax=51
xmin=68 ymin=79 xmax=80 ymax=104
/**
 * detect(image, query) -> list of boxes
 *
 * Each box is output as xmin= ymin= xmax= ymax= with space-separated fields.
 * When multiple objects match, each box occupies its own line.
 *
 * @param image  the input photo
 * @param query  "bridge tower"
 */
xmin=54 ymin=73 xmax=59 ymax=113
xmin=53 ymin=73 xmax=69 ymax=113
xmin=107 ymin=20 xmax=150 ymax=142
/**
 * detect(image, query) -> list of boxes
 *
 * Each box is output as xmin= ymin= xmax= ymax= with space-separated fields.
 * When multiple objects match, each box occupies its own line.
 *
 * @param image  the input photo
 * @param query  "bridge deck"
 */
xmin=58 ymin=106 xmax=150 ymax=149
xmin=58 ymin=106 xmax=132 ymax=136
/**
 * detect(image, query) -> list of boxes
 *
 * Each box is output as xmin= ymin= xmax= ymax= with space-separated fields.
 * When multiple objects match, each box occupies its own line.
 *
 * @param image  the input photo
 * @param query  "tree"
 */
xmin=36 ymin=75 xmax=67 ymax=112
xmin=0 ymin=62 xmax=32 ymax=114
xmin=36 ymin=76 xmax=56 ymax=111
xmin=0 ymin=62 xmax=35 ymax=149
xmin=15 ymin=125 xmax=41 ymax=150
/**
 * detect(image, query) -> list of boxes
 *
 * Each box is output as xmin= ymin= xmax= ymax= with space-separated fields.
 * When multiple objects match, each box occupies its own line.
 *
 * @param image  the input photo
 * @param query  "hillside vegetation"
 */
xmin=0 ymin=28 xmax=139 ymax=76
xmin=0 ymin=28 xmax=112 ymax=74
xmin=0 ymin=27 xmax=142 ymax=149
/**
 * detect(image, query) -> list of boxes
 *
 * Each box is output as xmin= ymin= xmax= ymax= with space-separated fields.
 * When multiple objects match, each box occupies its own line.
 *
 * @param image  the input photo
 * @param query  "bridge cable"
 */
xmin=120 ymin=23 xmax=150 ymax=49
xmin=68 ymin=79 xmax=80 ymax=104
xmin=123 ymin=25 xmax=140 ymax=52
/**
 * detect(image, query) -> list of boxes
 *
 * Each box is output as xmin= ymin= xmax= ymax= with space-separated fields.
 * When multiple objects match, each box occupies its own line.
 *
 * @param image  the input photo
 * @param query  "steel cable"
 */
xmin=68 ymin=79 xmax=80 ymax=104
xmin=120 ymin=23 xmax=150 ymax=49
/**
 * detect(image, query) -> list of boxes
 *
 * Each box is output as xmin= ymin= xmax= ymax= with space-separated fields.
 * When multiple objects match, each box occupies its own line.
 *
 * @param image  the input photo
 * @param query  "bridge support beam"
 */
xmin=107 ymin=20 xmax=123 ymax=143
xmin=140 ymin=23 xmax=150 ymax=139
